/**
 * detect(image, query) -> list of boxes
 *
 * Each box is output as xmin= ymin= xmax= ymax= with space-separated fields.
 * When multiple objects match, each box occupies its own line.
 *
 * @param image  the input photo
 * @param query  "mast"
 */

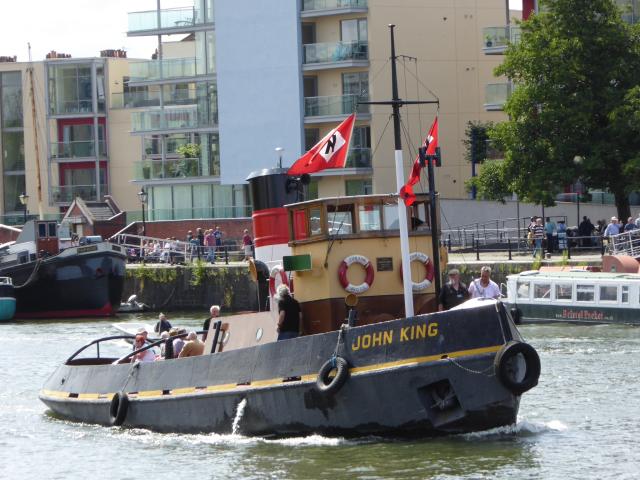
xmin=361 ymin=25 xmax=440 ymax=318
xmin=27 ymin=43 xmax=44 ymax=219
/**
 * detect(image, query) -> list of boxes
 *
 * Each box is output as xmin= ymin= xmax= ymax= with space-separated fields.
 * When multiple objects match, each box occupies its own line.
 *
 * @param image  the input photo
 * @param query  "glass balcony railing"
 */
xmin=111 ymin=91 xmax=202 ymax=109
xmin=50 ymin=140 xmax=107 ymax=159
xmin=129 ymin=58 xmax=204 ymax=82
xmin=345 ymin=147 xmax=372 ymax=168
xmin=485 ymin=83 xmax=513 ymax=109
xmin=133 ymin=158 xmax=210 ymax=180
xmin=128 ymin=7 xmax=210 ymax=33
xmin=302 ymin=0 xmax=367 ymax=11
xmin=483 ymin=26 xmax=521 ymax=50
xmin=49 ymin=99 xmax=105 ymax=116
xmin=304 ymin=41 xmax=368 ymax=65
xmin=131 ymin=106 xmax=217 ymax=132
xmin=50 ymin=184 xmax=108 ymax=203
xmin=304 ymin=94 xmax=369 ymax=117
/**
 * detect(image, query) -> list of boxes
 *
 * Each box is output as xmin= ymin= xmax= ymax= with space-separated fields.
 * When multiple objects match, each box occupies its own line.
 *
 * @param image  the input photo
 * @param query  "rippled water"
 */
xmin=2 ymin=313 xmax=639 ymax=480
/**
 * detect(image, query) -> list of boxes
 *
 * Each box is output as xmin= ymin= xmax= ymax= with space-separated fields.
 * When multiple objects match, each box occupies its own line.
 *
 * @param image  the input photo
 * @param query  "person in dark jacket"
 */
xmin=154 ymin=312 xmax=172 ymax=333
xmin=276 ymin=285 xmax=302 ymax=341
xmin=438 ymin=269 xmax=469 ymax=311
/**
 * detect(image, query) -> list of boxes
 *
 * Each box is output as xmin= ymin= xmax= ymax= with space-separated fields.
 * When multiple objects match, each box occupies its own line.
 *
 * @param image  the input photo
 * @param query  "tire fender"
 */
xmin=316 ymin=356 xmax=350 ymax=395
xmin=494 ymin=341 xmax=540 ymax=395
xmin=109 ymin=391 xmax=129 ymax=426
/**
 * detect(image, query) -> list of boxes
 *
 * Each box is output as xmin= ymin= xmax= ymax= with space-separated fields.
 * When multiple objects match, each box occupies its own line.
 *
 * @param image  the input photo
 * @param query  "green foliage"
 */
xmin=190 ymin=259 xmax=207 ymax=286
xmin=176 ymin=143 xmax=201 ymax=159
xmin=465 ymin=160 xmax=512 ymax=202
xmin=474 ymin=0 xmax=640 ymax=219
xmin=462 ymin=121 xmax=494 ymax=164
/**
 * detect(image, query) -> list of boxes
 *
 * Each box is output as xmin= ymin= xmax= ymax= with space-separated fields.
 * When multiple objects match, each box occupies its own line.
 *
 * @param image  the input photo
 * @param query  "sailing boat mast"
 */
xmin=362 ymin=25 xmax=440 ymax=317
xmin=27 ymin=43 xmax=44 ymax=219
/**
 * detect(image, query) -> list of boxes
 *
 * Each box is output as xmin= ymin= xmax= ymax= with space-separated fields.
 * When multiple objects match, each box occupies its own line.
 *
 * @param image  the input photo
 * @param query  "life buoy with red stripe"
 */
xmin=268 ymin=265 xmax=289 ymax=297
xmin=338 ymin=255 xmax=374 ymax=294
xmin=400 ymin=252 xmax=435 ymax=291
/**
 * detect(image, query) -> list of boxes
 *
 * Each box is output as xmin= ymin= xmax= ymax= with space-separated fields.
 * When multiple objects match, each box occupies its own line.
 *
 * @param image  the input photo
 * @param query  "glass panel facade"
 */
xmin=2 ymin=72 xmax=23 ymax=128
xmin=303 ymin=0 xmax=367 ymax=11
xmin=1 ymin=71 xmax=25 ymax=213
xmin=303 ymin=41 xmax=368 ymax=64
xmin=48 ymin=62 xmax=105 ymax=115
xmin=341 ymin=19 xmax=367 ymax=42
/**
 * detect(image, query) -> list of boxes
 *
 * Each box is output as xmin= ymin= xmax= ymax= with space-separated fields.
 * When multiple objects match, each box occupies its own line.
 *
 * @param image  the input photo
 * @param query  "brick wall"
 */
xmin=120 ymin=218 xmax=253 ymax=244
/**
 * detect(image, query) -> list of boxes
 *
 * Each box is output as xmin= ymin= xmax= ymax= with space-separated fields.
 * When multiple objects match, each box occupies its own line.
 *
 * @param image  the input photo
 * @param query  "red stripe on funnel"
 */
xmin=253 ymin=207 xmax=289 ymax=248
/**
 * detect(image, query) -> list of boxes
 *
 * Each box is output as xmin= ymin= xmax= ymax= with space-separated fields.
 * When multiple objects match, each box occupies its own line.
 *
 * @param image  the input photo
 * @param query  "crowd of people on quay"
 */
xmin=524 ymin=212 xmax=640 ymax=257
xmin=125 ymin=225 xmax=253 ymax=264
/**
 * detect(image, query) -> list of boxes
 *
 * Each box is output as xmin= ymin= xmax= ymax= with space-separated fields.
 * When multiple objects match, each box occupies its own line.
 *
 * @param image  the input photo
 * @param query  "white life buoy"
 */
xmin=400 ymin=251 xmax=435 ymax=291
xmin=338 ymin=255 xmax=374 ymax=294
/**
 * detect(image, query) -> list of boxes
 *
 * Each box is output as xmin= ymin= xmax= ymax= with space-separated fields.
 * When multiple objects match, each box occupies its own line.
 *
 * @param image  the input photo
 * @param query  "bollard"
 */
xmin=476 ymin=239 xmax=480 ymax=261
xmin=447 ymin=234 xmax=452 ymax=253
xmin=567 ymin=242 xmax=571 ymax=259
xmin=224 ymin=246 xmax=229 ymax=265
xmin=508 ymin=238 xmax=512 ymax=260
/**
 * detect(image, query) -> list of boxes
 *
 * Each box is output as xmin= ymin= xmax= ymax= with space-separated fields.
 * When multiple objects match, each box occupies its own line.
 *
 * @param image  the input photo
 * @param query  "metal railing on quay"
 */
xmin=607 ymin=229 xmax=640 ymax=257
xmin=444 ymin=234 xmax=606 ymax=261
xmin=111 ymin=232 xmax=248 ymax=265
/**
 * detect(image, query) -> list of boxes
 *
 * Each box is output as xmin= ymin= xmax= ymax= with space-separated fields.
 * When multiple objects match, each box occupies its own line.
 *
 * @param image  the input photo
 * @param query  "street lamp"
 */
xmin=18 ymin=192 xmax=29 ymax=223
xmin=275 ymin=147 xmax=284 ymax=169
xmin=137 ymin=187 xmax=148 ymax=236
xmin=573 ymin=156 xmax=584 ymax=227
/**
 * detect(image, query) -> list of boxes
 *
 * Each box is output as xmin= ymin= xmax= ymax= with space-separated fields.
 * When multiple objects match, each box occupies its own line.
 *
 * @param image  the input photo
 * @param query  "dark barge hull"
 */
xmin=40 ymin=303 xmax=535 ymax=437
xmin=8 ymin=248 xmax=126 ymax=319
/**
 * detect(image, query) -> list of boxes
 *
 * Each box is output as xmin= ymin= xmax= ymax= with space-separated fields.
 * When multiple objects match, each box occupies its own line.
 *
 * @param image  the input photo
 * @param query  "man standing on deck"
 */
xmin=468 ymin=266 xmax=501 ymax=299
xmin=438 ymin=269 xmax=469 ymax=311
xmin=202 ymin=305 xmax=220 ymax=341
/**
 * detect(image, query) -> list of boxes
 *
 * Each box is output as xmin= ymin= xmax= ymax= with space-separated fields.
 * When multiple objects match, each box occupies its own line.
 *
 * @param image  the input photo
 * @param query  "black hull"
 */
xmin=6 ymin=249 xmax=125 ymax=319
xmin=40 ymin=303 xmax=535 ymax=437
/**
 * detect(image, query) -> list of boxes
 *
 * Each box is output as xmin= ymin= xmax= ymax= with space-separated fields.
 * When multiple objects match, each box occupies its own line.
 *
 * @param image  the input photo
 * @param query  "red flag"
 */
xmin=399 ymin=117 xmax=438 ymax=206
xmin=287 ymin=114 xmax=356 ymax=175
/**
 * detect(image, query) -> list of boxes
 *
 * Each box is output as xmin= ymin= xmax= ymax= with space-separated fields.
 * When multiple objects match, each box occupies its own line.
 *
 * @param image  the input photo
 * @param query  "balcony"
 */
xmin=111 ymin=90 xmax=202 ymax=109
xmin=127 ymin=7 xmax=212 ymax=36
xmin=50 ymin=184 xmax=108 ymax=204
xmin=49 ymin=99 xmax=105 ymax=116
xmin=345 ymin=147 xmax=371 ymax=168
xmin=133 ymin=157 xmax=221 ymax=180
xmin=128 ymin=58 xmax=213 ymax=85
xmin=303 ymin=41 xmax=368 ymax=71
xmin=482 ymin=26 xmax=521 ymax=54
xmin=50 ymin=140 xmax=107 ymax=160
xmin=301 ymin=0 xmax=368 ymax=18
xmin=304 ymin=94 xmax=370 ymax=123
xmin=131 ymin=105 xmax=217 ymax=134
xmin=484 ymin=83 xmax=513 ymax=111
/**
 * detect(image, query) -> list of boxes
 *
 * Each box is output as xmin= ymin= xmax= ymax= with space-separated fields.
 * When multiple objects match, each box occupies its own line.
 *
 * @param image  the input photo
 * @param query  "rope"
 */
xmin=13 ymin=259 xmax=43 ymax=289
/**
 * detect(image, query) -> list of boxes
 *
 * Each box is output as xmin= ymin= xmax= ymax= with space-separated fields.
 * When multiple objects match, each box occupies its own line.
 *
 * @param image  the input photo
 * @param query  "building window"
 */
xmin=345 ymin=179 xmax=372 ymax=196
xmin=341 ymin=19 xmax=367 ymax=42
xmin=1 ymin=71 xmax=25 ymax=215
xmin=305 ymin=128 xmax=319 ymax=150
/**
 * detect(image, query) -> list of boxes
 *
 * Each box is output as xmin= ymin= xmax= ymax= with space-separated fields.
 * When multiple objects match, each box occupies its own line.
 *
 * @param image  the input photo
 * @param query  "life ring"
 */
xmin=268 ymin=265 xmax=289 ymax=297
xmin=400 ymin=252 xmax=435 ymax=291
xmin=316 ymin=356 xmax=350 ymax=395
xmin=338 ymin=255 xmax=374 ymax=294
xmin=494 ymin=341 xmax=541 ymax=395
xmin=109 ymin=391 xmax=129 ymax=426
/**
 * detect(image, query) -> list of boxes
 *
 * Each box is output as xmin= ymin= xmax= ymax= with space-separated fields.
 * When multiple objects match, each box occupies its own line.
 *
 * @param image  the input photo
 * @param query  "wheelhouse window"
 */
xmin=309 ymin=207 xmax=322 ymax=236
xmin=555 ymin=283 xmax=573 ymax=301
xmin=383 ymin=203 xmax=399 ymax=229
xmin=516 ymin=281 xmax=530 ymax=299
xmin=599 ymin=285 xmax=618 ymax=302
xmin=576 ymin=284 xmax=595 ymax=302
xmin=533 ymin=283 xmax=551 ymax=300
xmin=327 ymin=204 xmax=353 ymax=235
xmin=358 ymin=204 xmax=381 ymax=231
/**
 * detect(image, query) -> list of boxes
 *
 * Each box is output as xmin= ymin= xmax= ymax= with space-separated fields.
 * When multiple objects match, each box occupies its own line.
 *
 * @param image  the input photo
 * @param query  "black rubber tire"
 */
xmin=316 ymin=357 xmax=350 ymax=395
xmin=494 ymin=341 xmax=541 ymax=395
xmin=109 ymin=391 xmax=129 ymax=426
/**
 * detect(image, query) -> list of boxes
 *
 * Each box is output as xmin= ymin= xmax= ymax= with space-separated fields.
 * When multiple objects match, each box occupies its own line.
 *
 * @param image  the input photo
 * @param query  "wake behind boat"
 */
xmin=1 ymin=220 xmax=126 ymax=319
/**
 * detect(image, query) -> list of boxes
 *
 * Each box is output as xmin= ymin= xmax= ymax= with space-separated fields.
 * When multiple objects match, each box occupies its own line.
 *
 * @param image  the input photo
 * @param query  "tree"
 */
xmin=472 ymin=0 xmax=640 ymax=220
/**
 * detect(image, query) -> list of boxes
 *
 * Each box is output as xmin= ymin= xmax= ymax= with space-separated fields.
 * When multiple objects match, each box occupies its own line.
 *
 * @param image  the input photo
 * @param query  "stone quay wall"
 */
xmin=123 ymin=264 xmax=259 ymax=312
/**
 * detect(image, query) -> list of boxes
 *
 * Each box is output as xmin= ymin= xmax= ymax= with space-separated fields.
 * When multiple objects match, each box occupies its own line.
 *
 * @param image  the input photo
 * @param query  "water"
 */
xmin=2 ymin=313 xmax=640 ymax=480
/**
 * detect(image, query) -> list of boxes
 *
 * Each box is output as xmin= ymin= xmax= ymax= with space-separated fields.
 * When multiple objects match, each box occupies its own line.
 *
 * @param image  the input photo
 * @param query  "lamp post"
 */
xmin=137 ymin=187 xmax=148 ymax=236
xmin=275 ymin=147 xmax=284 ymax=169
xmin=19 ymin=192 xmax=29 ymax=223
xmin=573 ymin=156 xmax=584 ymax=227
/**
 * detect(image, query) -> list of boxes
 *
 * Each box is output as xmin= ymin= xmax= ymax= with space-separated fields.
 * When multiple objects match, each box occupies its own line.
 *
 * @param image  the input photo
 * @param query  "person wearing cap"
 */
xmin=603 ymin=216 xmax=620 ymax=237
xmin=438 ymin=269 xmax=469 ymax=311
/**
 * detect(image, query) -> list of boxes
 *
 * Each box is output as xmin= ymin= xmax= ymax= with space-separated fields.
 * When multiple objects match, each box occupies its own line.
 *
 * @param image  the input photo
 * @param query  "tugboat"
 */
xmin=0 ymin=220 xmax=126 ymax=318
xmin=39 ymin=26 xmax=540 ymax=437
